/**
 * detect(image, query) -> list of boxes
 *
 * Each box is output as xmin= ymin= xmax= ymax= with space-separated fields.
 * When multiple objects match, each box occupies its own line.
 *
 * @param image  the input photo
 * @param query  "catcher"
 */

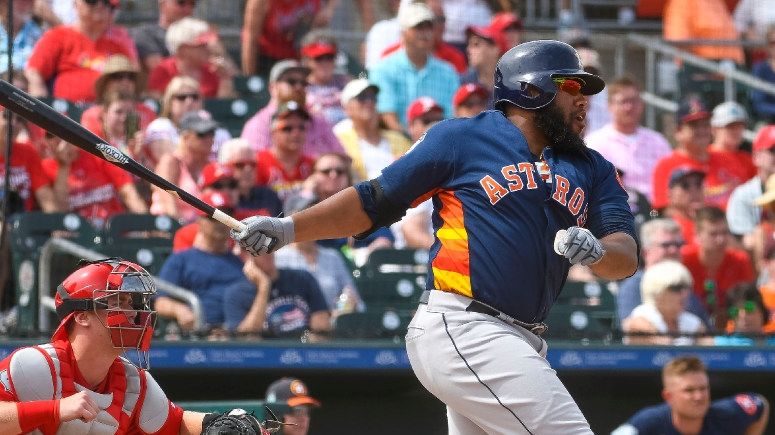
xmin=0 ymin=258 xmax=269 ymax=435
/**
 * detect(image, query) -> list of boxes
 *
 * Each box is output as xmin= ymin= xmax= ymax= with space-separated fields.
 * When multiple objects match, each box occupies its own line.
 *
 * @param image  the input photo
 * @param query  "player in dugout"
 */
xmin=0 ymin=259 xmax=269 ymax=434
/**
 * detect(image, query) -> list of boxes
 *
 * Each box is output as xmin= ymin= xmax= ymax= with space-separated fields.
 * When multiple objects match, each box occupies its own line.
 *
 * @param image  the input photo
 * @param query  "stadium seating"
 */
xmin=204 ymin=96 xmax=268 ymax=137
xmin=99 ymin=213 xmax=180 ymax=275
xmin=333 ymin=307 xmax=414 ymax=341
xmin=177 ymin=400 xmax=267 ymax=419
xmin=354 ymin=249 xmax=429 ymax=309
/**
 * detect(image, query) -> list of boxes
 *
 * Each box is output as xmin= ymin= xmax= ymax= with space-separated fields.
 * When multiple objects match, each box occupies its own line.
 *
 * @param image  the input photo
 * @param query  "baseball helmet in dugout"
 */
xmin=493 ymin=39 xmax=605 ymax=110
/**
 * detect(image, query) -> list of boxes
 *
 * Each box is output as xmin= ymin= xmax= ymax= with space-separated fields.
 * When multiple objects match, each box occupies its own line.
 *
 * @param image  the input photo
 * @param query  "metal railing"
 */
xmin=622 ymin=34 xmax=775 ymax=137
xmin=37 ymin=238 xmax=204 ymax=333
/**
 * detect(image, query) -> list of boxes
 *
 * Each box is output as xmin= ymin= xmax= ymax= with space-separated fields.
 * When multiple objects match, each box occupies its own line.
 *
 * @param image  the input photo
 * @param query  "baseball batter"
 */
xmin=0 ymin=259 xmax=267 ymax=435
xmin=232 ymin=40 xmax=639 ymax=434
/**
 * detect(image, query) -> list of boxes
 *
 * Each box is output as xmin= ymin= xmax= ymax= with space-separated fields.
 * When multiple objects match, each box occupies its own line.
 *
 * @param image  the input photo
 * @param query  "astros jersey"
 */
xmin=613 ymin=393 xmax=766 ymax=434
xmin=378 ymin=111 xmax=635 ymax=322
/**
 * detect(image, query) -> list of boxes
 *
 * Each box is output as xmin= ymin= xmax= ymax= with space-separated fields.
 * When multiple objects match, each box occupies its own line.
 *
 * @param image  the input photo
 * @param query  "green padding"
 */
xmin=177 ymin=400 xmax=266 ymax=419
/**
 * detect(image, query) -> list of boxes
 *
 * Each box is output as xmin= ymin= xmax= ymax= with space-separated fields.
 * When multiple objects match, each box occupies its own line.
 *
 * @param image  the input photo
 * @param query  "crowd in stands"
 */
xmin=5 ymin=0 xmax=775 ymax=345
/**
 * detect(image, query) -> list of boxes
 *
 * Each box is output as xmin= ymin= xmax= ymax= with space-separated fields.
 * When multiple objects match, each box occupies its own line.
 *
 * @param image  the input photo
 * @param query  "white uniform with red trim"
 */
xmin=0 ymin=339 xmax=184 ymax=435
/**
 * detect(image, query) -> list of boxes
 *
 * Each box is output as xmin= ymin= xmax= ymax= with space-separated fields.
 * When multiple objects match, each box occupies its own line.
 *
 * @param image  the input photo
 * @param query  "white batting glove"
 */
xmin=230 ymin=216 xmax=295 ymax=256
xmin=553 ymin=226 xmax=606 ymax=266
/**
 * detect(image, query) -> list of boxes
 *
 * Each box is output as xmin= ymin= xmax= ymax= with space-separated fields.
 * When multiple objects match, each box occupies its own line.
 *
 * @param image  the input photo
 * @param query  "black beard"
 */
xmin=533 ymin=101 xmax=586 ymax=155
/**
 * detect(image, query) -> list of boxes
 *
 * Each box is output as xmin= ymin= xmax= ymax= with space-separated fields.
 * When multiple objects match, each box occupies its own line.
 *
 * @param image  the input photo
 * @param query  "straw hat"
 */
xmin=94 ymin=55 xmax=141 ymax=101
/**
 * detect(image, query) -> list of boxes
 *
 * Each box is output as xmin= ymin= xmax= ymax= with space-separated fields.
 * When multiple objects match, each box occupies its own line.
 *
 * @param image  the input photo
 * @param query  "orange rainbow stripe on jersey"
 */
xmin=431 ymin=190 xmax=472 ymax=297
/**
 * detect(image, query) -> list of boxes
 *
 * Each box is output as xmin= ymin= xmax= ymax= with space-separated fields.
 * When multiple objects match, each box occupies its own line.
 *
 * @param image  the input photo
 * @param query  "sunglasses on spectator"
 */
xmin=676 ymin=179 xmax=703 ymax=190
xmin=666 ymin=284 xmax=690 ymax=293
xmin=210 ymin=179 xmax=238 ymax=189
xmin=229 ymin=161 xmax=256 ymax=170
xmin=317 ymin=167 xmax=347 ymax=176
xmin=279 ymin=124 xmax=307 ymax=133
xmin=657 ymin=240 xmax=685 ymax=249
xmin=419 ymin=116 xmax=443 ymax=126
xmin=355 ymin=92 xmax=377 ymax=103
xmin=552 ymin=77 xmax=583 ymax=96
xmin=196 ymin=131 xmax=215 ymax=139
xmin=282 ymin=78 xmax=309 ymax=88
xmin=728 ymin=301 xmax=758 ymax=318
xmin=83 ymin=0 xmax=116 ymax=8
xmin=110 ymin=72 xmax=136 ymax=81
xmin=313 ymin=54 xmax=336 ymax=62
xmin=173 ymin=93 xmax=200 ymax=102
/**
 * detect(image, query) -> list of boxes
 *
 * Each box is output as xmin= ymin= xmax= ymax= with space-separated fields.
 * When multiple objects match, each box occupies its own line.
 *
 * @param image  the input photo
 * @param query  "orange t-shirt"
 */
xmin=27 ymin=26 xmax=134 ymax=103
xmin=681 ymin=243 xmax=755 ymax=314
xmin=663 ymin=0 xmax=744 ymax=64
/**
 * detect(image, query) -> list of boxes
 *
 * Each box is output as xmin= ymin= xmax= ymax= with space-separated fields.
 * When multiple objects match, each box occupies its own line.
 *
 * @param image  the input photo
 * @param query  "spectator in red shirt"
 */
xmin=460 ymin=14 xmax=520 ymax=95
xmin=662 ymin=165 xmax=707 ymax=245
xmin=0 ymin=112 xmax=60 ymax=212
xmin=80 ymin=55 xmax=156 ymax=145
xmin=147 ymin=17 xmax=235 ymax=99
xmin=300 ymin=30 xmax=352 ymax=127
xmin=42 ymin=137 xmax=147 ymax=228
xmin=24 ymin=0 xmax=136 ymax=103
xmin=256 ymin=101 xmax=316 ymax=204
xmin=706 ymin=101 xmax=756 ymax=209
xmin=681 ymin=206 xmax=755 ymax=329
xmin=652 ymin=96 xmax=728 ymax=211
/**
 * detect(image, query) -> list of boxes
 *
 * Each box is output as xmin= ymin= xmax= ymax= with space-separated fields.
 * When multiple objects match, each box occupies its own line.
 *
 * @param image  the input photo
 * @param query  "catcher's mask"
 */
xmin=53 ymin=258 xmax=156 ymax=368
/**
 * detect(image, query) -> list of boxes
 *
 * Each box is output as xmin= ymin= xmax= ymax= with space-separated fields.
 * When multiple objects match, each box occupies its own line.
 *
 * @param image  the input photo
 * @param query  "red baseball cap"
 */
xmin=301 ymin=41 xmax=337 ymax=58
xmin=199 ymin=162 xmax=236 ymax=189
xmin=406 ymin=97 xmax=443 ymax=124
xmin=200 ymin=190 xmax=235 ymax=210
xmin=453 ymin=83 xmax=490 ymax=108
xmin=490 ymin=12 xmax=522 ymax=33
xmin=465 ymin=25 xmax=497 ymax=44
xmin=754 ymin=125 xmax=775 ymax=152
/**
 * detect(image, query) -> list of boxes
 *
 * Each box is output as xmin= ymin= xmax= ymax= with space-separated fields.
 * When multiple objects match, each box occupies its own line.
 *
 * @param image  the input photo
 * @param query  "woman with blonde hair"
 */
xmin=623 ymin=260 xmax=706 ymax=345
xmin=144 ymin=75 xmax=230 ymax=164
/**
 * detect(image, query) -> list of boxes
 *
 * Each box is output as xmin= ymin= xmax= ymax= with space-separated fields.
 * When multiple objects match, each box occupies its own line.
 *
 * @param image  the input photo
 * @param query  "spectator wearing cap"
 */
xmin=617 ymin=218 xmax=712 ymax=328
xmin=224 ymin=246 xmax=331 ymax=339
xmin=491 ymin=12 xmax=523 ymax=53
xmin=131 ymin=0 xmax=197 ymax=73
xmin=41 ymin=131 xmax=147 ymax=229
xmin=300 ymin=30 xmax=352 ymax=127
xmin=586 ymin=76 xmax=671 ymax=203
xmin=241 ymin=59 xmax=344 ymax=157
xmin=255 ymin=101 xmax=317 ymax=204
xmin=751 ymin=25 xmax=775 ymax=123
xmin=144 ymin=76 xmax=232 ymax=164
xmin=218 ymin=137 xmax=282 ymax=220
xmin=24 ymin=0 xmax=137 ymax=103
xmin=263 ymin=378 xmax=321 ymax=435
xmin=460 ymin=22 xmax=501 ymax=95
xmin=241 ymin=0 xmax=335 ymax=76
xmin=0 ymin=0 xmax=43 ymax=74
xmin=151 ymin=110 xmax=219 ymax=224
xmin=158 ymin=190 xmax=245 ymax=332
xmin=333 ymin=78 xmax=411 ymax=182
xmin=705 ymin=101 xmax=757 ymax=209
xmin=664 ymin=165 xmax=708 ymax=245
xmin=380 ymin=0 xmax=468 ymax=74
xmin=407 ymin=96 xmax=444 ymax=143
xmin=147 ymin=17 xmax=236 ymax=99
xmin=727 ymin=126 xmax=775 ymax=246
xmin=438 ymin=0 xmax=492 ymax=53
xmin=369 ymin=2 xmax=459 ymax=132
xmin=453 ymin=83 xmax=489 ymax=118
xmin=652 ymin=96 xmax=728 ymax=211
xmin=80 ymin=55 xmax=157 ymax=143
xmin=171 ymin=161 xmax=240 ymax=253
xmin=682 ymin=206 xmax=755 ymax=328
xmin=622 ymin=260 xmax=706 ymax=345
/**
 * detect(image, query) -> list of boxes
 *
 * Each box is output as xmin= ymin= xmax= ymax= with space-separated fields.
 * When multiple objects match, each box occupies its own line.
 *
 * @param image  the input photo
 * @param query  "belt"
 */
xmin=418 ymin=290 xmax=548 ymax=336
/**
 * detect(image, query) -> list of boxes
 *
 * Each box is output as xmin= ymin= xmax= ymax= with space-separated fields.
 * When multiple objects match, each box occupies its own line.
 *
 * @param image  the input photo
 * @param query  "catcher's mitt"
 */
xmin=202 ymin=409 xmax=268 ymax=435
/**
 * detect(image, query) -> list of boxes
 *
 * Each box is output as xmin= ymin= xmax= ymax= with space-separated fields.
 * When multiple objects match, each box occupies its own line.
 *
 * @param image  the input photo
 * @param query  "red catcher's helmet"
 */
xmin=53 ymin=259 xmax=156 ymax=367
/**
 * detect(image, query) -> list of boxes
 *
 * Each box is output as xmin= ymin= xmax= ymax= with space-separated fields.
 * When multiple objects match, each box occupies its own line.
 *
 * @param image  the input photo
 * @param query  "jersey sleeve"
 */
xmin=377 ymin=120 xmax=458 ymax=208
xmin=711 ymin=393 xmax=766 ymax=430
xmin=584 ymin=151 xmax=637 ymax=243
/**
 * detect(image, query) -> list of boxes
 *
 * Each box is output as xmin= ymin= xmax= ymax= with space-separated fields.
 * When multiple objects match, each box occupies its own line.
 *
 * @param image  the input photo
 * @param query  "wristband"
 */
xmin=17 ymin=399 xmax=59 ymax=432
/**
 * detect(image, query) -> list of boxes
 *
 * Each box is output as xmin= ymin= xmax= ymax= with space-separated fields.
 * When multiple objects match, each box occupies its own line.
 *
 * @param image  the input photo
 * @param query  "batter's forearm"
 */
xmin=589 ymin=232 xmax=638 ymax=280
xmin=292 ymin=187 xmax=372 ymax=242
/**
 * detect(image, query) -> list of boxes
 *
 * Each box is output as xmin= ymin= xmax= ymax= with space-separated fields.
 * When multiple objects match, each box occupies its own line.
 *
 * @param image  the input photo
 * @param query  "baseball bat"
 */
xmin=0 ymin=80 xmax=244 ymax=232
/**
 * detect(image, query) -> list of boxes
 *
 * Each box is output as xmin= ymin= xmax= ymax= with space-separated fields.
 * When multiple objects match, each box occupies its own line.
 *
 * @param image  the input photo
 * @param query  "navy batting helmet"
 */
xmin=493 ymin=40 xmax=605 ymax=110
